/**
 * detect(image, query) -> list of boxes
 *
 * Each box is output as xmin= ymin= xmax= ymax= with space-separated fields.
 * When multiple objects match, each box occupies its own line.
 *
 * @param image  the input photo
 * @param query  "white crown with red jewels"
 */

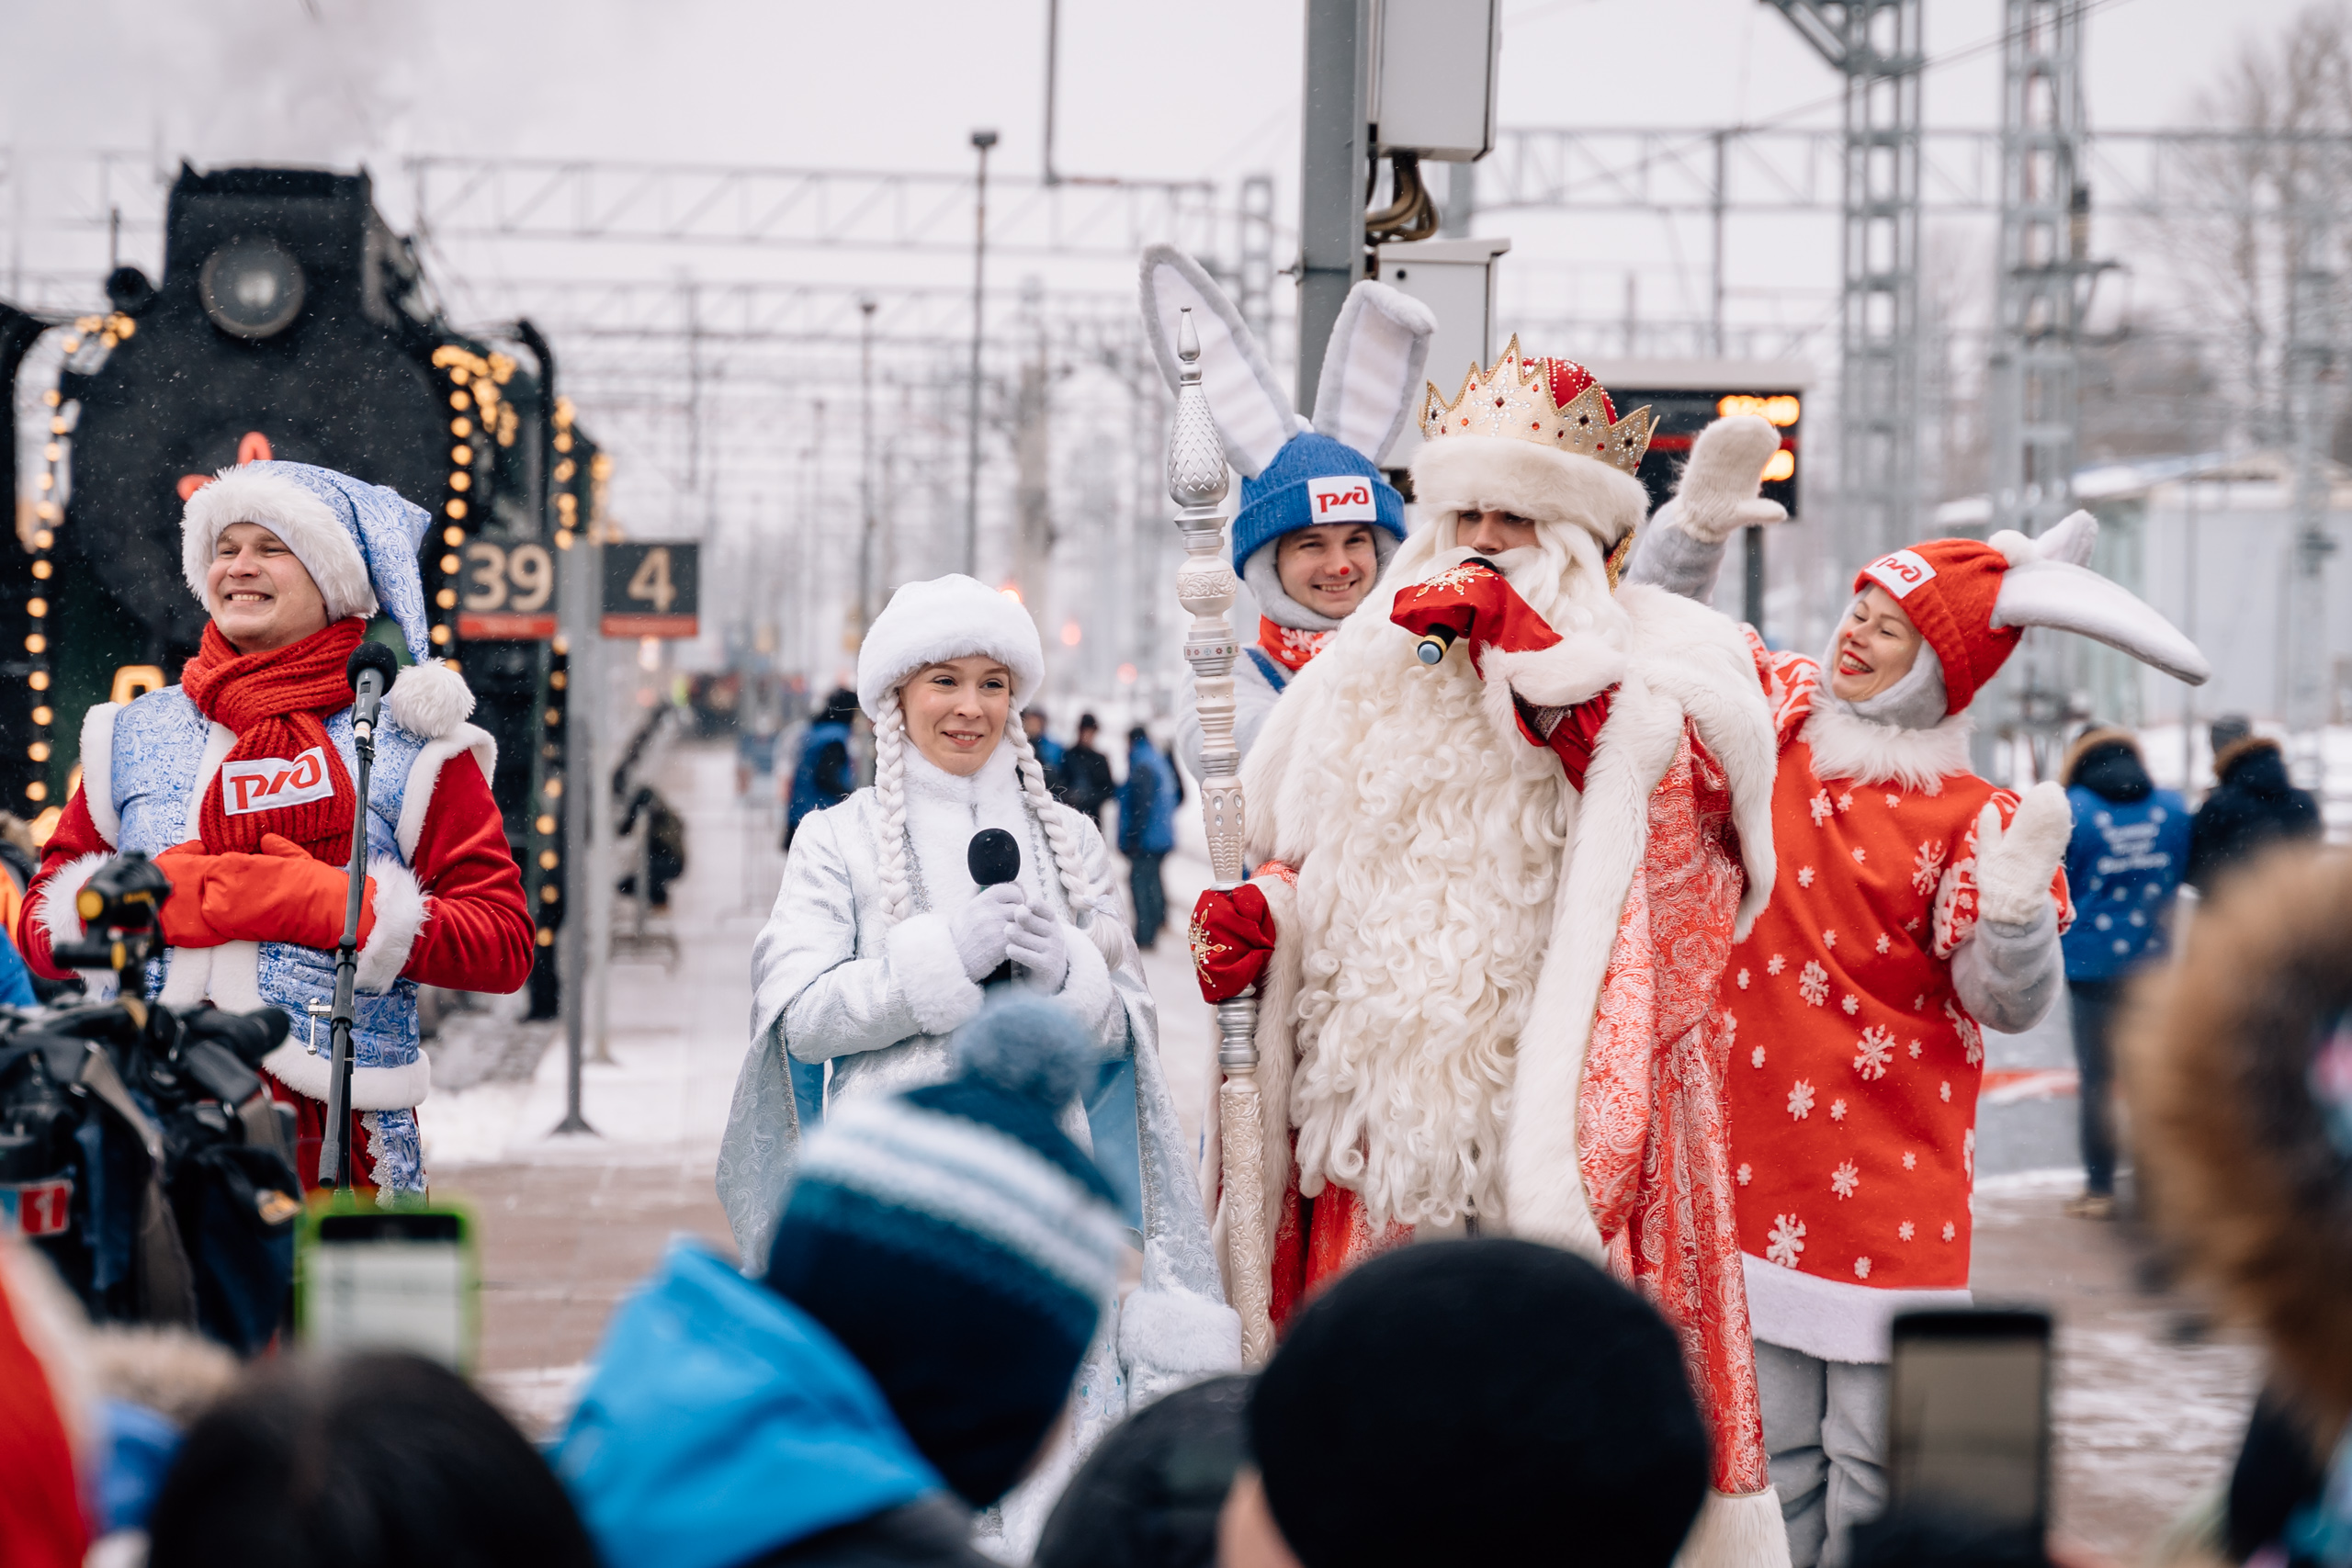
xmin=1419 ymin=337 xmax=1657 ymax=476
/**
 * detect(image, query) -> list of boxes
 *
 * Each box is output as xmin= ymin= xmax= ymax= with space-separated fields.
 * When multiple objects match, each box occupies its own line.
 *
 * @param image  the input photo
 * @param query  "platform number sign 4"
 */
xmin=455 ymin=541 xmax=560 ymax=640
xmin=602 ymin=543 xmax=700 ymax=638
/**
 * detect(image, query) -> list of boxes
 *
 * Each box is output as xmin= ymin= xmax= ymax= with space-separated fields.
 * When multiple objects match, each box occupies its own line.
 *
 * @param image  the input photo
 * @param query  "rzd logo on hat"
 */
xmin=220 ymin=747 xmax=336 ymax=816
xmin=1306 ymin=476 xmax=1376 ymax=523
xmin=1861 ymin=548 xmax=1938 ymax=600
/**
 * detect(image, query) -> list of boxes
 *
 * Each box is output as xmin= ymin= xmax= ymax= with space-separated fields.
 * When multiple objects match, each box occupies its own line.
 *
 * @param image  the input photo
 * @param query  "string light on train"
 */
xmin=23 ymin=388 xmax=67 ymax=805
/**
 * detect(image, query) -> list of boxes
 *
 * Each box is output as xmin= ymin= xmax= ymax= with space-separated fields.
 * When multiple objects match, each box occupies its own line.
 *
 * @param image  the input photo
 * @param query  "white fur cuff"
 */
xmin=1487 ymin=637 xmax=1626 ymax=709
xmin=36 ymin=852 xmax=109 ymax=955
xmin=353 ymin=860 xmax=426 ymax=994
xmin=1118 ymin=1287 xmax=1243 ymax=1407
xmin=1674 ymin=1486 xmax=1792 ymax=1568
xmin=261 ymin=1042 xmax=433 ymax=1111
xmin=888 ymin=912 xmax=987 ymax=1038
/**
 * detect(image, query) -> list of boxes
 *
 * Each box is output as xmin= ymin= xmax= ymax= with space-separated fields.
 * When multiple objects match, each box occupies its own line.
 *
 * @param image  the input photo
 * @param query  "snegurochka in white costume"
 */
xmin=719 ymin=573 xmax=1237 ymax=1555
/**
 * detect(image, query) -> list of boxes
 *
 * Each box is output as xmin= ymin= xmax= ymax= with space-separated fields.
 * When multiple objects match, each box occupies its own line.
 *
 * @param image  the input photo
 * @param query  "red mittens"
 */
xmin=1389 ymin=558 xmax=1564 ymax=680
xmin=153 ymin=841 xmax=233 ymax=949
xmin=201 ymin=833 xmax=379 ymax=952
xmin=1190 ymin=883 xmax=1278 ymax=1003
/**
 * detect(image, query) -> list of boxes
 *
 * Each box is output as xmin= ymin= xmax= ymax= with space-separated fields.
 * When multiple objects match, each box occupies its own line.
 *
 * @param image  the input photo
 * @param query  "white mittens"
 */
xmin=1667 ymin=414 xmax=1790 ymax=544
xmin=1008 ymin=900 xmax=1072 ymax=993
xmin=1973 ymin=781 xmax=2074 ymax=929
xmin=950 ymin=883 xmax=1027 ymax=982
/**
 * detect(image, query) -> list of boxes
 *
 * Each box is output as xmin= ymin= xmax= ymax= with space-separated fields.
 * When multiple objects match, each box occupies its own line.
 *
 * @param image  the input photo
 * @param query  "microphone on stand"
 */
xmin=319 ymin=640 xmax=403 ymax=1190
xmin=346 ymin=641 xmax=401 ymax=741
xmin=967 ymin=829 xmax=1023 ymax=987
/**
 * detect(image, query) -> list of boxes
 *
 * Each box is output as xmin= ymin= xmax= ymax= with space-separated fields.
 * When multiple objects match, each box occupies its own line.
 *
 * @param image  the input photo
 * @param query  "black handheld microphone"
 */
xmin=967 ymin=829 xmax=1023 ymax=986
xmin=1413 ymin=555 xmax=1504 ymax=666
xmin=346 ymin=641 xmax=401 ymax=743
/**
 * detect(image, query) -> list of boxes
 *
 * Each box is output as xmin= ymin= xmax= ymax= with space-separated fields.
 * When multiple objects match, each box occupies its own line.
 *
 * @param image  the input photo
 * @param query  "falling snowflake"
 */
xmin=1841 ymin=994 xmax=1860 ymax=1016
xmin=1898 ymin=1220 xmax=1916 ymax=1241
xmin=1797 ymin=865 xmax=1816 ymax=888
xmin=1854 ymin=1256 xmax=1872 ymax=1279
xmin=1854 ymin=1025 xmax=1896 ymax=1080
xmin=1798 ymin=962 xmax=1830 ymax=1007
xmin=1766 ymin=1213 xmax=1807 ymax=1268
xmin=1852 ymin=846 xmax=1868 ymax=864
xmin=1939 ymin=1080 xmax=1952 ymax=1103
xmin=1911 ymin=840 xmax=1949 ymax=897
xmin=1736 ymin=1163 xmax=1752 ymax=1186
xmin=1829 ymin=1098 xmax=1848 ymax=1122
xmin=1823 ymin=929 xmax=1838 ymax=949
xmin=1964 ymin=1127 xmax=1976 ymax=1181
xmin=1885 ymin=793 xmax=1902 ymax=808
xmin=1788 ymin=1079 xmax=1816 ymax=1119
xmin=1809 ymin=790 xmax=1834 ymax=826
xmin=1875 ymin=933 xmax=1892 ymax=954
xmin=1903 ymin=1150 xmax=1917 ymax=1170
xmin=1941 ymin=1222 xmax=1957 ymax=1242
xmin=1838 ymin=791 xmax=1855 ymax=812
xmin=1752 ymin=1045 xmax=1767 ymax=1069
xmin=1908 ymin=1039 xmax=1923 ymax=1058
xmin=1832 ymin=1160 xmax=1860 ymax=1199
xmin=1944 ymin=999 xmax=1984 ymax=1066
xmin=1767 ymin=954 xmax=1786 ymax=976
xmin=1736 ymin=968 xmax=1751 ymax=989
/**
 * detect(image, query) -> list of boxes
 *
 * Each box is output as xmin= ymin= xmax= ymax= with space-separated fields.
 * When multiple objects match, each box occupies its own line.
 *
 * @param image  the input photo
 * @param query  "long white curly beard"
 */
xmin=1244 ymin=516 xmax=1624 ymax=1228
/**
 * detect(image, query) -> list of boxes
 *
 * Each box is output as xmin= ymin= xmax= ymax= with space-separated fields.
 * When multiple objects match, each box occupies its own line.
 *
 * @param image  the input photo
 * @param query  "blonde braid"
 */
xmin=873 ymin=688 xmax=914 ymax=926
xmin=1009 ymin=721 xmax=1099 ymax=926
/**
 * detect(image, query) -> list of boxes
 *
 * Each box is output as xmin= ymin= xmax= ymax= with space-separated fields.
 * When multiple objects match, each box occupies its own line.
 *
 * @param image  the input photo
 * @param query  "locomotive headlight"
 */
xmin=198 ymin=235 xmax=306 ymax=340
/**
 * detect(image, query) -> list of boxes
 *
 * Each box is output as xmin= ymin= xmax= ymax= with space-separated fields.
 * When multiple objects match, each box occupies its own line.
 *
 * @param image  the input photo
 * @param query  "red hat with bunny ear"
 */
xmin=1854 ymin=511 xmax=2211 ymax=714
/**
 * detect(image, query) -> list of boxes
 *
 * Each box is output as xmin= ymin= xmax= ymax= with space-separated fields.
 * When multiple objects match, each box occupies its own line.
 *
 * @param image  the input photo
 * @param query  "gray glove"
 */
xmin=950 ymin=883 xmax=1027 ymax=982
xmin=1668 ymin=414 xmax=1790 ymax=544
xmin=1007 ymin=900 xmax=1072 ymax=992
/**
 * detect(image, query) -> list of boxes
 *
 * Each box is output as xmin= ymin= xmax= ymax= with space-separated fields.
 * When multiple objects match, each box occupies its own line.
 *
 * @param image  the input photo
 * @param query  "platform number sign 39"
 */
xmin=602 ymin=542 xmax=700 ymax=638
xmin=455 ymin=541 xmax=560 ymax=640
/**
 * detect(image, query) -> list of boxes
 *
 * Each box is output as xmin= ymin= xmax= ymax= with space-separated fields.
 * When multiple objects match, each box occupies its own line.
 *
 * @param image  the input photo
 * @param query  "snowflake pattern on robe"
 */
xmin=1944 ymin=998 xmax=1985 ymax=1066
xmin=1898 ymin=1220 xmax=1916 ymax=1241
xmin=1853 ymin=1025 xmax=1896 ymax=1080
xmin=1788 ymin=1079 xmax=1815 ymax=1119
xmin=1810 ymin=790 xmax=1834 ymax=826
xmin=1831 ymin=1160 xmax=1860 ymax=1199
xmin=1767 ymin=1214 xmax=1806 ymax=1267
xmin=1798 ymin=961 xmax=1829 ymax=1006
xmin=1911 ymin=840 xmax=1949 ymax=897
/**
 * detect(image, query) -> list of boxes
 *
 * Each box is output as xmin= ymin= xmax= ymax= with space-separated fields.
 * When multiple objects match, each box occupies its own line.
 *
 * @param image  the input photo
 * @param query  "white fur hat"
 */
xmin=1407 ymin=435 xmax=1650 ymax=550
xmin=857 ymin=575 xmax=1045 ymax=720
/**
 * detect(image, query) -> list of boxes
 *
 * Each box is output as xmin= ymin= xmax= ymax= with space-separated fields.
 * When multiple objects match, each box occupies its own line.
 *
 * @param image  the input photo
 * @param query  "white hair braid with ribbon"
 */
xmin=871 ymin=687 xmax=915 ymax=927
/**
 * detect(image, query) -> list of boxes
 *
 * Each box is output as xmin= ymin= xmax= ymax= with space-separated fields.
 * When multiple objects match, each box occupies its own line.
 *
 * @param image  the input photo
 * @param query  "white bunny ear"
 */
xmin=1311 ymin=281 xmax=1438 ymax=464
xmin=1138 ymin=243 xmax=1299 ymax=478
xmin=1992 ymin=558 xmax=2211 ymax=686
xmin=1991 ymin=508 xmax=2098 ymax=568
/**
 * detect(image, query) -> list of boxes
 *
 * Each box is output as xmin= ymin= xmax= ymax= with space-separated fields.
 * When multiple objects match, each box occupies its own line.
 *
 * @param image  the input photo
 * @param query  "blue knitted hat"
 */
xmin=765 ymin=997 xmax=1124 ymax=1507
xmin=1230 ymin=431 xmax=1406 ymax=578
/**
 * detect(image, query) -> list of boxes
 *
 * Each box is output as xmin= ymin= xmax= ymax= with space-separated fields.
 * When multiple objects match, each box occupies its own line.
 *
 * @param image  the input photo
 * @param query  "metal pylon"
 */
xmin=1773 ymin=1 xmax=1926 ymax=567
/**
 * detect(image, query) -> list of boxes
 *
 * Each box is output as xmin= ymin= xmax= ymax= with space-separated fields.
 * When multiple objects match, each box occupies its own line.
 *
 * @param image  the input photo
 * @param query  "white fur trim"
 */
xmin=1972 ymin=781 xmax=2073 ymax=928
xmin=1408 ymin=434 xmax=1649 ymax=547
xmin=261 ymin=1043 xmax=432 ymax=1111
xmin=885 ymin=911 xmax=988 ymax=1039
xmin=856 ymin=574 xmax=1046 ymax=719
xmin=79 ymin=703 xmax=122 ymax=847
xmin=155 ymin=947 xmax=212 ymax=1010
xmin=1118 ymin=1287 xmax=1244 ymax=1407
xmin=354 ymin=859 xmax=425 ymax=993
xmin=200 ymin=942 xmax=265 ymax=1011
xmin=1744 ymin=1250 xmax=1969 ymax=1363
xmin=382 ymin=660 xmax=475 ymax=741
xmin=182 ymin=466 xmax=377 ymax=622
xmin=1487 ymin=637 xmax=1626 ymax=709
xmin=1675 ymin=1486 xmax=1792 ymax=1568
xmin=186 ymin=724 xmax=238 ymax=839
xmin=393 ymin=723 xmax=497 ymax=862
xmin=1801 ymin=701 xmax=1973 ymax=794
xmin=36 ymin=852 xmax=109 ymax=954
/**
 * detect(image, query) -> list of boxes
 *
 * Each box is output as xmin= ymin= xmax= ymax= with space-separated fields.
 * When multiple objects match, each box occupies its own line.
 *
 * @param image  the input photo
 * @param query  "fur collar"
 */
xmin=1801 ymin=694 xmax=1973 ymax=793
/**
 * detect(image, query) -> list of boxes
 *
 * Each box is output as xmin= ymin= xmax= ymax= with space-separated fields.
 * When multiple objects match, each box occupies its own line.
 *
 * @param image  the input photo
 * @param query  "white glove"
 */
xmin=1668 ymin=414 xmax=1791 ymax=544
xmin=1972 ymin=781 xmax=2073 ymax=929
xmin=950 ymin=883 xmax=1026 ymax=982
xmin=1007 ymin=900 xmax=1072 ymax=992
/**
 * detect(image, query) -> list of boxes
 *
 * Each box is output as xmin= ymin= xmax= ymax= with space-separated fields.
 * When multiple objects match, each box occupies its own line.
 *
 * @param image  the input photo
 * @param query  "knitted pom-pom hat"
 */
xmin=1231 ymin=432 xmax=1406 ymax=580
xmin=1854 ymin=540 xmax=2023 ymax=715
xmin=856 ymin=574 xmax=1046 ymax=721
xmin=765 ymin=996 xmax=1123 ymax=1507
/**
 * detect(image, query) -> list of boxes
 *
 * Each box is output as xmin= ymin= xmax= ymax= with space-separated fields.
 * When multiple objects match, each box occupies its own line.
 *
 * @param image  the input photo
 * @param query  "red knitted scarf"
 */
xmin=1257 ymin=617 xmax=1333 ymax=674
xmin=181 ymin=618 xmax=368 ymax=861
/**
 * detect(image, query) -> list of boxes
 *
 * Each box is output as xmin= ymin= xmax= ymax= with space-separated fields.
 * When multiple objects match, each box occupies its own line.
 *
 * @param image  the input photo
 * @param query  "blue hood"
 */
xmin=555 ymin=1241 xmax=945 ymax=1568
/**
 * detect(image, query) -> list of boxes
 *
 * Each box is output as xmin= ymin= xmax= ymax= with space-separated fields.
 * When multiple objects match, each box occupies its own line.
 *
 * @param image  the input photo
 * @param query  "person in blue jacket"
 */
xmin=1117 ymin=728 xmax=1178 ymax=952
xmin=2061 ymin=726 xmax=2190 ymax=1219
xmin=786 ymin=688 xmax=862 ymax=852
xmin=556 ymin=998 xmax=1131 ymax=1568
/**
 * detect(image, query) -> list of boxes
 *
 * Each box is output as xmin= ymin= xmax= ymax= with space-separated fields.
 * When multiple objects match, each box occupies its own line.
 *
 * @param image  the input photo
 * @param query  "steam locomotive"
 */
xmin=0 ymin=164 xmax=593 ymax=1011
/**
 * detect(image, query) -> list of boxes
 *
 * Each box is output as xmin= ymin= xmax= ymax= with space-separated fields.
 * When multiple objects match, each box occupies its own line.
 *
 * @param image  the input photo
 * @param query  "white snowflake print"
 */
xmin=1752 ymin=1045 xmax=1767 ymax=1069
xmin=1911 ymin=840 xmax=1949 ymax=897
xmin=1832 ymin=1160 xmax=1860 ymax=1199
xmin=1908 ymin=1039 xmax=1923 ymax=1059
xmin=1964 ymin=1127 xmax=1976 ymax=1181
xmin=1841 ymin=994 xmax=1860 ymax=1016
xmin=1736 ymin=1163 xmax=1752 ymax=1186
xmin=1829 ymin=1098 xmax=1848 ymax=1122
xmin=1853 ymin=1025 xmax=1896 ymax=1080
xmin=1944 ymin=999 xmax=1984 ymax=1066
xmin=1942 ymin=1222 xmax=1956 ymax=1242
xmin=1885 ymin=793 xmax=1902 ymax=808
xmin=1905 ymin=918 xmax=1922 ymax=933
xmin=1768 ymin=953 xmax=1786 ymax=976
xmin=1939 ymin=1080 xmax=1952 ymax=1103
xmin=1809 ymin=790 xmax=1834 ymax=826
xmin=1854 ymin=1256 xmax=1872 ymax=1279
xmin=1799 ymin=962 xmax=1830 ymax=1007
xmin=1736 ymin=968 xmax=1751 ymax=989
xmin=1722 ymin=1009 xmax=1737 ymax=1045
xmin=1838 ymin=791 xmax=1855 ymax=813
xmin=1798 ymin=865 xmax=1816 ymax=888
xmin=1823 ymin=929 xmax=1838 ymax=949
xmin=1851 ymin=846 xmax=1868 ymax=864
xmin=1788 ymin=1080 xmax=1817 ymax=1119
xmin=1875 ymin=933 xmax=1892 ymax=954
xmin=1766 ymin=1214 xmax=1807 ymax=1268
xmin=1913 ymin=994 xmax=1927 ymax=1011
xmin=1903 ymin=1150 xmax=1917 ymax=1170
xmin=1898 ymin=1220 xmax=1917 ymax=1241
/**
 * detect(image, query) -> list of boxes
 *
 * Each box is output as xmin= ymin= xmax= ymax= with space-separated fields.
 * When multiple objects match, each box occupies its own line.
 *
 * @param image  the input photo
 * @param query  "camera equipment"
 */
xmin=53 ymin=851 xmax=174 ymax=988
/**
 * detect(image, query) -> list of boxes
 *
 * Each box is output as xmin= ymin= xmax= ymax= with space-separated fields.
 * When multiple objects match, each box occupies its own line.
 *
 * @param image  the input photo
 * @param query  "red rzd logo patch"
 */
xmin=220 ymin=747 xmax=336 ymax=816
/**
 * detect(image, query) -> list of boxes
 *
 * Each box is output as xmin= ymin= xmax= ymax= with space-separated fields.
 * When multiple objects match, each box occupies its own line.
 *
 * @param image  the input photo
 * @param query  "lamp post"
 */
xmin=966 ymin=128 xmax=998 ymax=576
xmin=858 ymin=296 xmax=877 ymax=631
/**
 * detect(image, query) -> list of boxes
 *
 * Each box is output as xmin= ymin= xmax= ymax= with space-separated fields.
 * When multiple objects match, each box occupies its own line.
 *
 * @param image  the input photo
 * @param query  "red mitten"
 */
xmin=201 ymin=833 xmax=379 ymax=952
xmin=1389 ymin=558 xmax=1561 ymax=682
xmin=152 ymin=840 xmax=232 ymax=949
xmin=1189 ymin=884 xmax=1278 ymax=1003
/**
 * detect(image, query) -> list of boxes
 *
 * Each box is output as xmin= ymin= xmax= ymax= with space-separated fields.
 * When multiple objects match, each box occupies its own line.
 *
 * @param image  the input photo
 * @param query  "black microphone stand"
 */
xmin=317 ymin=667 xmax=386 ymax=1198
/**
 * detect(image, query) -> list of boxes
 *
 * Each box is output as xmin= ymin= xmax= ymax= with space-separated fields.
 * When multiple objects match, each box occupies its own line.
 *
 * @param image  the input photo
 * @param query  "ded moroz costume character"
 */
xmin=16 ymin=461 xmax=534 ymax=1199
xmin=1624 ymin=497 xmax=2211 ymax=1565
xmin=1185 ymin=338 xmax=1796 ymax=1565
